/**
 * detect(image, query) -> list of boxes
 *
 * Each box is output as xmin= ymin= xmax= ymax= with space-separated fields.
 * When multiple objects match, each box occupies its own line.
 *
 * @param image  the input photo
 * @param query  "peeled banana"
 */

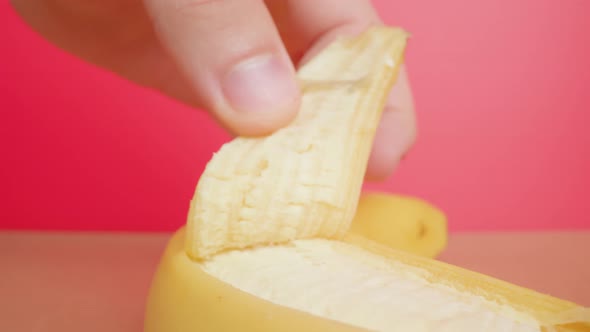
xmin=349 ymin=192 xmax=448 ymax=258
xmin=144 ymin=26 xmax=590 ymax=331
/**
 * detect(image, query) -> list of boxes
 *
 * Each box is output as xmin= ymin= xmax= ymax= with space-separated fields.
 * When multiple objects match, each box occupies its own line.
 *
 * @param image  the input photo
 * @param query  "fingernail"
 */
xmin=222 ymin=54 xmax=299 ymax=114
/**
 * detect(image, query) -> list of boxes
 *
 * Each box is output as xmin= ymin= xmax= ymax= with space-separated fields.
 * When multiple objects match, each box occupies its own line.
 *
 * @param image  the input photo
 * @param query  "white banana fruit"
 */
xmin=186 ymin=26 xmax=408 ymax=259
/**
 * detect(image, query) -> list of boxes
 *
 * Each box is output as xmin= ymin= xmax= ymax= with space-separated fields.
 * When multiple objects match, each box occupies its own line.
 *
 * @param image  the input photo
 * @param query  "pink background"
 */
xmin=1 ymin=0 xmax=589 ymax=232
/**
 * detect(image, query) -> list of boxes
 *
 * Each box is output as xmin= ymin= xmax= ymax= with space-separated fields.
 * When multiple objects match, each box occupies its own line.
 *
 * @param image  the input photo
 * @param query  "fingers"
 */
xmin=143 ymin=0 xmax=301 ymax=136
xmin=265 ymin=0 xmax=380 ymax=66
xmin=366 ymin=66 xmax=417 ymax=181
xmin=266 ymin=0 xmax=417 ymax=180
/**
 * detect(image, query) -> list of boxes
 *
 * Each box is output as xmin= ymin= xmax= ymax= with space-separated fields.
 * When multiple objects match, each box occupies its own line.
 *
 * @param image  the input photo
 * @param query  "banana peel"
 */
xmin=350 ymin=192 xmax=447 ymax=258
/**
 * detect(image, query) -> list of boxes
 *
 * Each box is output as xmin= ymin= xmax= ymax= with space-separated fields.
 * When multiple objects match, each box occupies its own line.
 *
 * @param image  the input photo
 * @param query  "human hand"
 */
xmin=11 ymin=0 xmax=416 ymax=181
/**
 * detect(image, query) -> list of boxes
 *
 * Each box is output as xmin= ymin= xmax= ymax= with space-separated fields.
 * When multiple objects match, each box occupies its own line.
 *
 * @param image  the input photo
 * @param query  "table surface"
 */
xmin=1 ymin=230 xmax=589 ymax=331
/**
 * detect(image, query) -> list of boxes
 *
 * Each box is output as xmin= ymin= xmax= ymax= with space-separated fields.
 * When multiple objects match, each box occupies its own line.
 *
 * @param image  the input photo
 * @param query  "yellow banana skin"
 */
xmin=143 ymin=26 xmax=590 ymax=332
xmin=349 ymin=192 xmax=447 ymax=258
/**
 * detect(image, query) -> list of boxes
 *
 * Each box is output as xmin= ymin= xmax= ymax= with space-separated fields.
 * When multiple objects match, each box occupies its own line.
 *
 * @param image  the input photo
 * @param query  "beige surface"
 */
xmin=0 ymin=230 xmax=588 ymax=331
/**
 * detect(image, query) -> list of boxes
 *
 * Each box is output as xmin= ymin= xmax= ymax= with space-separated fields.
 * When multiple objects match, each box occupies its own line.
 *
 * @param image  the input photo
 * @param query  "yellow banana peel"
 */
xmin=144 ymin=26 xmax=590 ymax=332
xmin=350 ymin=192 xmax=448 ymax=258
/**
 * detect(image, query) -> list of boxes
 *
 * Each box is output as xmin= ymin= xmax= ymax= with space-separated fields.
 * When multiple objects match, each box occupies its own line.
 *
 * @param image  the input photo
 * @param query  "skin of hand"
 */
xmin=10 ymin=0 xmax=416 ymax=181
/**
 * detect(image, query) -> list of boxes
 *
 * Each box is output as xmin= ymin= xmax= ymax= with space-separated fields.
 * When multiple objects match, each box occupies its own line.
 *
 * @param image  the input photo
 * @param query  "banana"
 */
xmin=349 ymin=192 xmax=448 ymax=258
xmin=185 ymin=26 xmax=408 ymax=259
xmin=145 ymin=228 xmax=590 ymax=332
xmin=144 ymin=26 xmax=590 ymax=332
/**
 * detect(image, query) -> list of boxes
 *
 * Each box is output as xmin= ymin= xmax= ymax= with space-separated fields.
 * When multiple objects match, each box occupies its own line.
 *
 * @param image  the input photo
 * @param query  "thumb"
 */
xmin=144 ymin=0 xmax=300 ymax=136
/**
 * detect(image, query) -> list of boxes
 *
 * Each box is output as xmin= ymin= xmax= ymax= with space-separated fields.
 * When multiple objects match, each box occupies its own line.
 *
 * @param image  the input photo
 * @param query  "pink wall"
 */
xmin=1 ymin=0 xmax=589 ymax=232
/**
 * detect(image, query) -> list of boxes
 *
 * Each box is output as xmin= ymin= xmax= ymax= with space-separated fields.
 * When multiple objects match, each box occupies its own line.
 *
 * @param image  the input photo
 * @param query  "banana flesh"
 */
xmin=202 ymin=237 xmax=540 ymax=332
xmin=186 ymin=27 xmax=408 ymax=259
